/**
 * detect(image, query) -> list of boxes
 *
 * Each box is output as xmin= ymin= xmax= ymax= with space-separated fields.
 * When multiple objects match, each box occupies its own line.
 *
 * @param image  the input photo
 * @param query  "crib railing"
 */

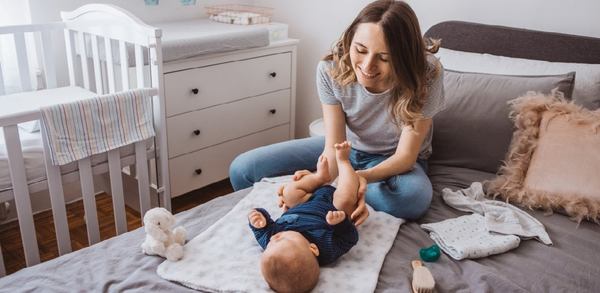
xmin=0 ymin=4 xmax=170 ymax=277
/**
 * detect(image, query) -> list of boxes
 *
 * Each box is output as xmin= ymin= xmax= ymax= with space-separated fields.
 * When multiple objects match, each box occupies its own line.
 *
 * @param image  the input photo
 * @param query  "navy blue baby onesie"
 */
xmin=249 ymin=185 xmax=359 ymax=265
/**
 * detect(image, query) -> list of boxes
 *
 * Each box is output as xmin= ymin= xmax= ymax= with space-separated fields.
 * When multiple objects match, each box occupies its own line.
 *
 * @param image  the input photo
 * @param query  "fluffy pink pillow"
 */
xmin=487 ymin=91 xmax=600 ymax=223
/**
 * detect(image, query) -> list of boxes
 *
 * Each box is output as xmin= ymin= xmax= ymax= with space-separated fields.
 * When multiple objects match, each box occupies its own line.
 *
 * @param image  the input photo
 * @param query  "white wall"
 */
xmin=26 ymin=0 xmax=247 ymax=23
xmin=254 ymin=0 xmax=375 ymax=137
xmin=407 ymin=0 xmax=600 ymax=38
xmin=0 ymin=0 xmax=31 ymax=25
xmin=255 ymin=0 xmax=600 ymax=138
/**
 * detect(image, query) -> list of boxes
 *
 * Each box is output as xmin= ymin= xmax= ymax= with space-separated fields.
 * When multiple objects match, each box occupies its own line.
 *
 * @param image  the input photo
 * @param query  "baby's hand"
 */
xmin=293 ymin=170 xmax=312 ymax=181
xmin=248 ymin=209 xmax=267 ymax=228
xmin=326 ymin=210 xmax=346 ymax=225
xmin=277 ymin=195 xmax=289 ymax=212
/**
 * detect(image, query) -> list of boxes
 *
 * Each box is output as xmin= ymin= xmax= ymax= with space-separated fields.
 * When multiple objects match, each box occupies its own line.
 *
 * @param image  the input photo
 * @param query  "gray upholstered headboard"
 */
xmin=424 ymin=21 xmax=600 ymax=64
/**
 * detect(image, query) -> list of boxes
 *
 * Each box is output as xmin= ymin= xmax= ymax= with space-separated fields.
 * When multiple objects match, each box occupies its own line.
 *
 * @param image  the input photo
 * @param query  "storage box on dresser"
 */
xmin=163 ymin=40 xmax=298 ymax=197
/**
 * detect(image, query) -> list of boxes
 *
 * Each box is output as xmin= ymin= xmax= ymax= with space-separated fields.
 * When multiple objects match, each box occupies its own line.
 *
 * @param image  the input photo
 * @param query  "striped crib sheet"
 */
xmin=40 ymin=88 xmax=156 ymax=166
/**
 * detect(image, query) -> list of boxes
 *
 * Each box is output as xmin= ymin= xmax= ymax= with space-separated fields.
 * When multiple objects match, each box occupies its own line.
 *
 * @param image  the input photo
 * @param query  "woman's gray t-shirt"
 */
xmin=316 ymin=55 xmax=445 ymax=159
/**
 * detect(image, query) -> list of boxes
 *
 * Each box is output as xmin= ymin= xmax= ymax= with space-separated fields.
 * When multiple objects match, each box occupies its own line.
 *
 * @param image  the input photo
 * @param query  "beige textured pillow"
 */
xmin=487 ymin=91 xmax=600 ymax=223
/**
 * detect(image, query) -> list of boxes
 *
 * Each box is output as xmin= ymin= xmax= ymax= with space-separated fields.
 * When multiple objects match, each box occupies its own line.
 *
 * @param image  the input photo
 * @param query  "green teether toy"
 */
xmin=419 ymin=244 xmax=441 ymax=262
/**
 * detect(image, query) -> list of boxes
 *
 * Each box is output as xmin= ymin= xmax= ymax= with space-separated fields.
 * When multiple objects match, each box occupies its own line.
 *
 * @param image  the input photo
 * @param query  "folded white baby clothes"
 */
xmin=421 ymin=214 xmax=521 ymax=260
xmin=442 ymin=182 xmax=552 ymax=245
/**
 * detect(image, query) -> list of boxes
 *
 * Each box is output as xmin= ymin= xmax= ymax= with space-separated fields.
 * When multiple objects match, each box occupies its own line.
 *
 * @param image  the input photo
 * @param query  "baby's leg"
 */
xmin=280 ymin=185 xmax=310 ymax=209
xmin=332 ymin=141 xmax=359 ymax=216
xmin=288 ymin=155 xmax=331 ymax=193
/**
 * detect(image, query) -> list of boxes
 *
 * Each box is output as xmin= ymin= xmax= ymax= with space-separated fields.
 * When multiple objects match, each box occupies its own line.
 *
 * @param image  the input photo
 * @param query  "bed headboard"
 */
xmin=424 ymin=21 xmax=600 ymax=64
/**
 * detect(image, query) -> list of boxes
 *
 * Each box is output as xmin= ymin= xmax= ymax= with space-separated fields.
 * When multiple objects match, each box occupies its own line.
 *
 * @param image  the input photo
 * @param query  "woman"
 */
xmin=229 ymin=0 xmax=444 ymax=225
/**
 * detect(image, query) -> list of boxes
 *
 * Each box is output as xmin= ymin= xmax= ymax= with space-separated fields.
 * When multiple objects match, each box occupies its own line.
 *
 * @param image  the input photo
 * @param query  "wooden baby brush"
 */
xmin=411 ymin=260 xmax=435 ymax=293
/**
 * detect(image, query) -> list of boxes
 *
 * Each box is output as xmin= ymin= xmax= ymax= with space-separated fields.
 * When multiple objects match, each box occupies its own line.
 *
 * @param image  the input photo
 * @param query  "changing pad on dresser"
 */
xmin=156 ymin=19 xmax=272 ymax=62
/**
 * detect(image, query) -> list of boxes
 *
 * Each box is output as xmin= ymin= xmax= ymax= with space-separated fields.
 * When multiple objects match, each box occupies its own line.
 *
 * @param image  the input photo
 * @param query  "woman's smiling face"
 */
xmin=349 ymin=22 xmax=393 ymax=93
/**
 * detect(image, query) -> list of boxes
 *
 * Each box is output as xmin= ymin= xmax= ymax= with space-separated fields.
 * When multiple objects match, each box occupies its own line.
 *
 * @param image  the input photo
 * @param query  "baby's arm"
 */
xmin=330 ymin=213 xmax=359 ymax=250
xmin=326 ymin=210 xmax=346 ymax=226
xmin=248 ymin=208 xmax=276 ymax=250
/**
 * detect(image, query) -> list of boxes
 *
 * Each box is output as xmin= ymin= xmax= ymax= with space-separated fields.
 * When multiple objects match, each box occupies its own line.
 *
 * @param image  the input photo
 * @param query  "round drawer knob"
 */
xmin=269 ymin=109 xmax=277 ymax=114
xmin=193 ymin=129 xmax=201 ymax=136
xmin=194 ymin=168 xmax=202 ymax=175
xmin=269 ymin=72 xmax=277 ymax=78
xmin=191 ymin=88 xmax=199 ymax=95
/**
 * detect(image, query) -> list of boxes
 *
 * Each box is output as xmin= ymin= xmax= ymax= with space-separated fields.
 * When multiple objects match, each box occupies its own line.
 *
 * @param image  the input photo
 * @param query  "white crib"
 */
xmin=0 ymin=4 xmax=169 ymax=276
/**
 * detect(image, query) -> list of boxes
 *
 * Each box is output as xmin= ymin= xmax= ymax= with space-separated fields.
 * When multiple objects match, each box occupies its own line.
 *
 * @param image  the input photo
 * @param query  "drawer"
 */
xmin=164 ymin=53 xmax=291 ymax=117
xmin=169 ymin=124 xmax=290 ymax=197
xmin=167 ymin=89 xmax=290 ymax=158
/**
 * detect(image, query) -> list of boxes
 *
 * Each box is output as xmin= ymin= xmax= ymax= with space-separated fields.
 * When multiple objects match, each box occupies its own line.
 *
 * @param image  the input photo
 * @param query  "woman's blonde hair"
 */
xmin=324 ymin=0 xmax=441 ymax=128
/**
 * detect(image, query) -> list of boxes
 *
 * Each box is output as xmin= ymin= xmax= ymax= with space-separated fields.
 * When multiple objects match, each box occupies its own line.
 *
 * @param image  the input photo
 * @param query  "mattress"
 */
xmin=79 ymin=19 xmax=273 ymax=66
xmin=1 ymin=164 xmax=598 ymax=292
xmin=156 ymin=19 xmax=271 ymax=63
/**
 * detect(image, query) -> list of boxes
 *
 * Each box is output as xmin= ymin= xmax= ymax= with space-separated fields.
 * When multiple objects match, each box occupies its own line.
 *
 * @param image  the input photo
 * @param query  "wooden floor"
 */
xmin=0 ymin=179 xmax=233 ymax=275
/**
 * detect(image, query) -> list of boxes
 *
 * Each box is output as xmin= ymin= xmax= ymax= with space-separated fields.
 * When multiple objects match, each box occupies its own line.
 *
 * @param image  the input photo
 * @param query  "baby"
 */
xmin=248 ymin=141 xmax=360 ymax=293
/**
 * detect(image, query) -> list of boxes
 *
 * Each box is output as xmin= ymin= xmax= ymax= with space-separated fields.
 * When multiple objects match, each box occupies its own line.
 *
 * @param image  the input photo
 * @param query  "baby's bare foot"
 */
xmin=326 ymin=210 xmax=346 ymax=225
xmin=334 ymin=141 xmax=351 ymax=162
xmin=315 ymin=155 xmax=331 ymax=182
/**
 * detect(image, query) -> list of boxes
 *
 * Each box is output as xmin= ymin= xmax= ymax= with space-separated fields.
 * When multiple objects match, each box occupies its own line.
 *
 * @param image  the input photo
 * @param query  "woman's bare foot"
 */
xmin=334 ymin=141 xmax=352 ymax=162
xmin=314 ymin=155 xmax=331 ymax=183
xmin=326 ymin=210 xmax=347 ymax=225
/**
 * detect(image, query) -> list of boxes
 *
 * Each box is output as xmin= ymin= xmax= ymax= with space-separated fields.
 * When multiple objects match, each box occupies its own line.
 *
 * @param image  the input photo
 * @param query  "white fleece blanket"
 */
xmin=157 ymin=176 xmax=404 ymax=292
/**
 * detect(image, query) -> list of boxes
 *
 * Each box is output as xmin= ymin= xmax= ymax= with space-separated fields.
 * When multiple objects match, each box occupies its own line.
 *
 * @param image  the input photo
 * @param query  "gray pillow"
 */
xmin=429 ymin=69 xmax=575 ymax=174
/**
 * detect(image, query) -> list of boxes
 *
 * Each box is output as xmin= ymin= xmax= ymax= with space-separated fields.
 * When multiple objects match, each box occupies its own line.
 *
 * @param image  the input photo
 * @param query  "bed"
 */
xmin=1 ymin=21 xmax=599 ymax=292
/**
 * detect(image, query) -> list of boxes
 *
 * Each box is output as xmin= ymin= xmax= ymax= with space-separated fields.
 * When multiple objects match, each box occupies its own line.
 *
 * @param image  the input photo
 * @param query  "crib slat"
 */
xmin=64 ymin=29 xmax=76 ymax=86
xmin=119 ymin=40 xmax=129 ymax=90
xmin=135 ymin=142 xmax=150 ymax=216
xmin=77 ymin=31 xmax=90 ymax=90
xmin=78 ymin=158 xmax=100 ymax=245
xmin=40 ymin=30 xmax=57 ymax=89
xmin=108 ymin=149 xmax=127 ymax=234
xmin=0 ymin=62 xmax=5 ymax=95
xmin=41 ymin=126 xmax=72 ymax=256
xmin=0 ymin=243 xmax=5 ymax=277
xmin=134 ymin=44 xmax=145 ymax=88
xmin=149 ymin=42 xmax=171 ymax=212
xmin=3 ymin=125 xmax=40 ymax=266
xmin=104 ymin=36 xmax=116 ymax=93
xmin=90 ymin=35 xmax=103 ymax=94
xmin=14 ymin=32 xmax=33 ymax=92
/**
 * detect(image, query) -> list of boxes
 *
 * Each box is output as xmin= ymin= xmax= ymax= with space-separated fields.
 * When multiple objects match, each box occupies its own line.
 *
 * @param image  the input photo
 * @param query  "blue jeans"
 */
xmin=229 ymin=136 xmax=432 ymax=220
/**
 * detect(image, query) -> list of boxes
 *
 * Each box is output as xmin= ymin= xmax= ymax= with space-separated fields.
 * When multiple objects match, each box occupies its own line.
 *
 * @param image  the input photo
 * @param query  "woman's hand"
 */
xmin=350 ymin=174 xmax=369 ymax=226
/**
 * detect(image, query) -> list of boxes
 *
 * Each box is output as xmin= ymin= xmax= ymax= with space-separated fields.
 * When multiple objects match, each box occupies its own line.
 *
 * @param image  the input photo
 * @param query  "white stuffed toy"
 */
xmin=141 ymin=207 xmax=187 ymax=261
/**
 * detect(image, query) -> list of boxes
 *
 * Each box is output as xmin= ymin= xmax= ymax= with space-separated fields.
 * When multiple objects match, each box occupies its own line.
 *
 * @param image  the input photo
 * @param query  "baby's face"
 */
xmin=267 ymin=231 xmax=310 ymax=251
xmin=266 ymin=231 xmax=310 ymax=255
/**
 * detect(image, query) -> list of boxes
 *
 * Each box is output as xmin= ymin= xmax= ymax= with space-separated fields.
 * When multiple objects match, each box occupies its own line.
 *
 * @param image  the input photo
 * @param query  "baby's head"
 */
xmin=261 ymin=231 xmax=320 ymax=293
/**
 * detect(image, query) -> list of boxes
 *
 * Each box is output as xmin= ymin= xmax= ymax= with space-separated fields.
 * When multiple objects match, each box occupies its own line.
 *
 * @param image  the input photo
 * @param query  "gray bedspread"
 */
xmin=1 ymin=165 xmax=598 ymax=292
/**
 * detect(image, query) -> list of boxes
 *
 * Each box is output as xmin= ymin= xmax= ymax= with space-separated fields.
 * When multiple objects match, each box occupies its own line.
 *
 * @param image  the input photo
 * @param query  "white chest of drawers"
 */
xmin=161 ymin=40 xmax=298 ymax=197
